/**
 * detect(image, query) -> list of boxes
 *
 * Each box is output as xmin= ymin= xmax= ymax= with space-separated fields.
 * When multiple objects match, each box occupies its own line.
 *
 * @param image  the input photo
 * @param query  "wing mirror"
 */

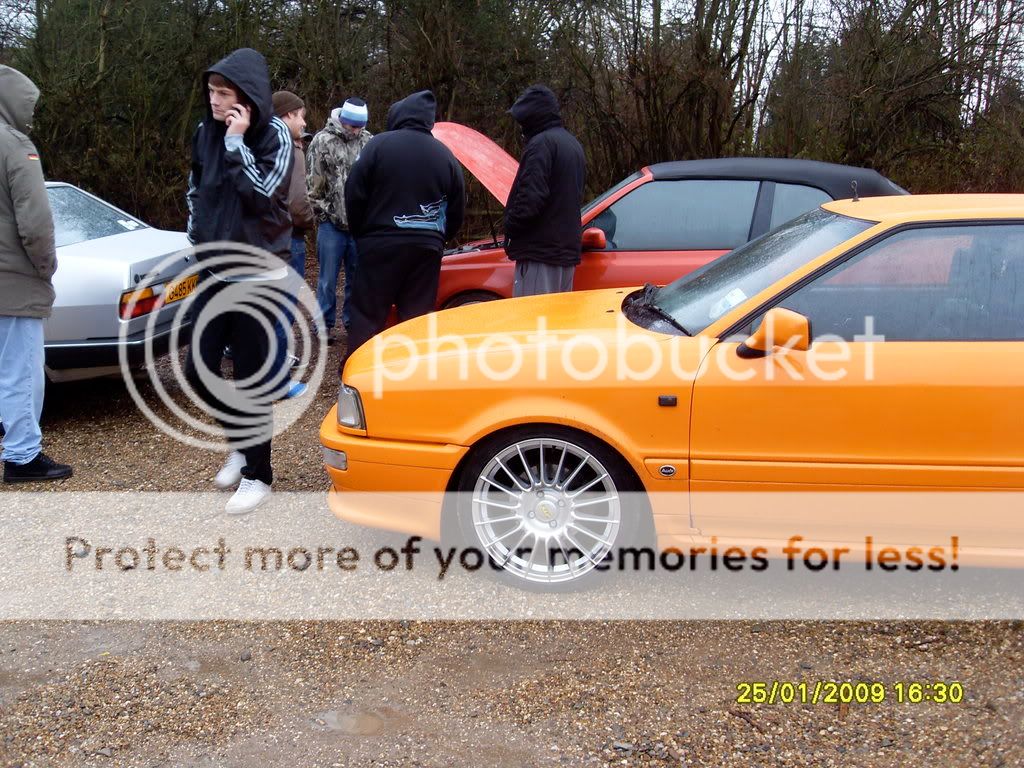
xmin=581 ymin=227 xmax=607 ymax=250
xmin=737 ymin=308 xmax=811 ymax=358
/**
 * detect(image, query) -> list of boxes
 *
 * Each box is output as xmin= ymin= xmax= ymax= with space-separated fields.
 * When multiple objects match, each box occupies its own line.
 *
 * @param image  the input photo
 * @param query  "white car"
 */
xmin=43 ymin=182 xmax=194 ymax=382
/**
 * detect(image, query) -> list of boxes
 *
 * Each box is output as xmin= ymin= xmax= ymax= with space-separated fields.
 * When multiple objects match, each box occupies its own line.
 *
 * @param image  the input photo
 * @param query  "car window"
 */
xmin=770 ymin=183 xmax=832 ymax=230
xmin=822 ymin=233 xmax=966 ymax=287
xmin=47 ymin=186 xmax=147 ymax=248
xmin=773 ymin=224 xmax=1024 ymax=341
xmin=590 ymin=179 xmax=759 ymax=251
xmin=654 ymin=208 xmax=872 ymax=335
xmin=581 ymin=171 xmax=642 ymax=217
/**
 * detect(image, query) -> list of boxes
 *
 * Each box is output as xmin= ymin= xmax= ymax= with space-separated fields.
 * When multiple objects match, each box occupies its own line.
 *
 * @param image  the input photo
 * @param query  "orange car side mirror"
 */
xmin=581 ymin=227 xmax=607 ymax=250
xmin=737 ymin=307 xmax=811 ymax=359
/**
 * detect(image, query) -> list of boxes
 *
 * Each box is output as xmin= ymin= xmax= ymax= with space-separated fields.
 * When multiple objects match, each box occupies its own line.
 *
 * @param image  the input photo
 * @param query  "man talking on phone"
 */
xmin=184 ymin=48 xmax=294 ymax=514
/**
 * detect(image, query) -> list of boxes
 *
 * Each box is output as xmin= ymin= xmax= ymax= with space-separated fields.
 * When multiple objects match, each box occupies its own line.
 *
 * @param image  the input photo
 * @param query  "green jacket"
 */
xmin=0 ymin=65 xmax=56 ymax=318
xmin=306 ymin=112 xmax=371 ymax=230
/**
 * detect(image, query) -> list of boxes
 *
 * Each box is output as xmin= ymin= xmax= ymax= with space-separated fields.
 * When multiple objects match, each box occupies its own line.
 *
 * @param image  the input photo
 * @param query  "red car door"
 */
xmin=574 ymin=178 xmax=762 ymax=291
xmin=573 ymin=246 xmax=728 ymax=291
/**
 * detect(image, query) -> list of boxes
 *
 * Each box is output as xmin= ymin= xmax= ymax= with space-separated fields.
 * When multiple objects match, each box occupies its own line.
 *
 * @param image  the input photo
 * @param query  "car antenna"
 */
xmin=851 ymin=180 xmax=860 ymax=202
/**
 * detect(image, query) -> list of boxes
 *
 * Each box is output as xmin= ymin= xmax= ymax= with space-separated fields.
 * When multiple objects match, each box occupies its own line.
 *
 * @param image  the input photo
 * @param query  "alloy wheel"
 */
xmin=471 ymin=437 xmax=622 ymax=584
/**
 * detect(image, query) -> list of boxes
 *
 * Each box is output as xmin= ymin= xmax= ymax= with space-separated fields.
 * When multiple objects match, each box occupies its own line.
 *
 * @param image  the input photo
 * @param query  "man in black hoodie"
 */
xmin=504 ymin=85 xmax=586 ymax=297
xmin=184 ymin=48 xmax=294 ymax=515
xmin=343 ymin=90 xmax=465 ymax=364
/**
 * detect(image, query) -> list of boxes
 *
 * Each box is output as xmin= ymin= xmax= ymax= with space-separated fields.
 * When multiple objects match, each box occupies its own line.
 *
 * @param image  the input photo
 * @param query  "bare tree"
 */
xmin=8 ymin=0 xmax=1024 ymax=232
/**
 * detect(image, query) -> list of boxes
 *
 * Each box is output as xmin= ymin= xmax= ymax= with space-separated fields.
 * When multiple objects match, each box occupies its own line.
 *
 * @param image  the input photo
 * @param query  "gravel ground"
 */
xmin=2 ymin=250 xmax=340 ymax=495
xmin=1 ymin=265 xmax=1022 ymax=765
xmin=0 ymin=621 xmax=1021 ymax=766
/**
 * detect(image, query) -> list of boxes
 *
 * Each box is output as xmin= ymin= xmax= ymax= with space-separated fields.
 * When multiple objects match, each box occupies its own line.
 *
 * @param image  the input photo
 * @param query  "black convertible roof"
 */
xmin=647 ymin=157 xmax=907 ymax=200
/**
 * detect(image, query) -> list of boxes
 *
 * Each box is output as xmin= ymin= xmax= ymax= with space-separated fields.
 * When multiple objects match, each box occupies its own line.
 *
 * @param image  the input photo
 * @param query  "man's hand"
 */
xmin=225 ymin=104 xmax=251 ymax=136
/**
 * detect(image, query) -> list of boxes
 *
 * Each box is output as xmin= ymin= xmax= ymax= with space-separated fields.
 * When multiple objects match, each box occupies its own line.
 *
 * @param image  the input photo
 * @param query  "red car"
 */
xmin=431 ymin=122 xmax=907 ymax=308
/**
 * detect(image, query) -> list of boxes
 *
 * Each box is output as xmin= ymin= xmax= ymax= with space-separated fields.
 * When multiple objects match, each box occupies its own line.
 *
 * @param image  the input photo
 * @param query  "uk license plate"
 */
xmin=164 ymin=274 xmax=198 ymax=304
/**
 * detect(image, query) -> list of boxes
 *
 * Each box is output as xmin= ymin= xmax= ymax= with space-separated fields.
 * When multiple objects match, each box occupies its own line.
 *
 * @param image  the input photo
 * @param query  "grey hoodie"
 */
xmin=0 ymin=65 xmax=56 ymax=318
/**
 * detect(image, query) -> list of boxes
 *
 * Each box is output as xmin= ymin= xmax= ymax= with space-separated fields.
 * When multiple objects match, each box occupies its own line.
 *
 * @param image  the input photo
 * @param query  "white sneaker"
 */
xmin=225 ymin=478 xmax=272 ymax=515
xmin=214 ymin=451 xmax=245 ymax=490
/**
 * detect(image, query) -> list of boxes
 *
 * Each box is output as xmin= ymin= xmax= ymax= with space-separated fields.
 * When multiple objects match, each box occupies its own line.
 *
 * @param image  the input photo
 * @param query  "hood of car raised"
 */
xmin=431 ymin=122 xmax=518 ymax=207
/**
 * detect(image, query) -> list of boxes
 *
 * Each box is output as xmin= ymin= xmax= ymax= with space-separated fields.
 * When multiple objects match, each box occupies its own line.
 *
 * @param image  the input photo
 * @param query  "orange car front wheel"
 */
xmin=454 ymin=425 xmax=651 ymax=590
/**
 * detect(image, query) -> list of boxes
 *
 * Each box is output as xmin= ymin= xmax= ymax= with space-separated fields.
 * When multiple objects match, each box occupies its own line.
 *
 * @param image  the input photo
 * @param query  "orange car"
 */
xmin=321 ymin=195 xmax=1024 ymax=586
xmin=430 ymin=122 xmax=906 ymax=308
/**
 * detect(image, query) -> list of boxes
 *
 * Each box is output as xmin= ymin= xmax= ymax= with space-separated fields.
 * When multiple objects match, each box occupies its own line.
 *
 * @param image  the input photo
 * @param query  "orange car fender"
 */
xmin=443 ymin=396 xmax=693 ymax=532
xmin=452 ymin=395 xmax=673 ymax=490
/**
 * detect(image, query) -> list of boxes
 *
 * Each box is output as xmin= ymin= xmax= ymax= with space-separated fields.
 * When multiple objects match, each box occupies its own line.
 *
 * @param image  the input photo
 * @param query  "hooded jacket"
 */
xmin=0 ymin=65 xmax=57 ymax=318
xmin=287 ymin=136 xmax=315 ymax=234
xmin=186 ymin=48 xmax=293 ymax=265
xmin=504 ymin=85 xmax=586 ymax=267
xmin=306 ymin=109 xmax=372 ymax=230
xmin=344 ymin=91 xmax=465 ymax=249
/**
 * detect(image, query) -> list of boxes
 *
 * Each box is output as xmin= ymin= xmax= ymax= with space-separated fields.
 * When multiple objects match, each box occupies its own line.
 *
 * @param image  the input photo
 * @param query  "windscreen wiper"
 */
xmin=633 ymin=283 xmax=690 ymax=335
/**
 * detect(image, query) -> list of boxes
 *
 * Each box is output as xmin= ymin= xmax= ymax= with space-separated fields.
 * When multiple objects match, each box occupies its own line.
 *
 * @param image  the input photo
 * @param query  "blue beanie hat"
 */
xmin=339 ymin=97 xmax=368 ymax=126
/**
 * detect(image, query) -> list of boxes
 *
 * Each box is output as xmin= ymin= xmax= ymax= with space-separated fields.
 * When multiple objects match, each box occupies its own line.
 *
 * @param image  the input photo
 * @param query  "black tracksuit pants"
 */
xmin=344 ymin=240 xmax=443 ymax=365
xmin=184 ymin=280 xmax=277 ymax=485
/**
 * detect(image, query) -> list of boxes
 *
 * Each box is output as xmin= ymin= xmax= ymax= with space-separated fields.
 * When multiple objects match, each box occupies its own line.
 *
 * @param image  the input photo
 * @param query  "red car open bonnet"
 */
xmin=431 ymin=121 xmax=519 ymax=207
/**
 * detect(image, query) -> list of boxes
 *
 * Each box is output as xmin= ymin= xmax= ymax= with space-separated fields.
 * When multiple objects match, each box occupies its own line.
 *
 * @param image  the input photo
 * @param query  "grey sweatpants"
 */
xmin=512 ymin=260 xmax=575 ymax=297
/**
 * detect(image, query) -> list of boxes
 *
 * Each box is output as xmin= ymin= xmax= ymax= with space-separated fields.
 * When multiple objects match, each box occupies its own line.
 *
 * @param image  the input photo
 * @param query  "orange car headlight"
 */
xmin=337 ymin=384 xmax=365 ymax=429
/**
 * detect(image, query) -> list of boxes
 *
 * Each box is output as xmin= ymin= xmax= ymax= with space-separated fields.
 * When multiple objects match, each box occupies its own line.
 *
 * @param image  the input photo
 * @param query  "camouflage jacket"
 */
xmin=306 ymin=112 xmax=372 ymax=230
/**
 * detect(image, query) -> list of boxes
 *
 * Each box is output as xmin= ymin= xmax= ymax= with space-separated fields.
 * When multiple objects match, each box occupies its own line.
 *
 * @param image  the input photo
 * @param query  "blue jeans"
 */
xmin=0 ymin=316 xmax=45 ymax=465
xmin=288 ymin=234 xmax=306 ymax=278
xmin=271 ymin=235 xmax=309 ymax=385
xmin=316 ymin=220 xmax=358 ymax=330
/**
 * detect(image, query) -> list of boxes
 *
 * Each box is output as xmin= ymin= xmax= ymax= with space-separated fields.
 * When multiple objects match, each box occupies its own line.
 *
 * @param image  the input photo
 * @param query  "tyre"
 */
xmin=454 ymin=425 xmax=651 ymax=590
xmin=443 ymin=290 xmax=501 ymax=309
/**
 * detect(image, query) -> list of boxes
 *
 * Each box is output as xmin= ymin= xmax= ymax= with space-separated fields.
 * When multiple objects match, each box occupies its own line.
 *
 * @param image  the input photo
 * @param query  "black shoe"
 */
xmin=3 ymin=453 xmax=74 ymax=483
xmin=0 ymin=421 xmax=4 ymax=438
